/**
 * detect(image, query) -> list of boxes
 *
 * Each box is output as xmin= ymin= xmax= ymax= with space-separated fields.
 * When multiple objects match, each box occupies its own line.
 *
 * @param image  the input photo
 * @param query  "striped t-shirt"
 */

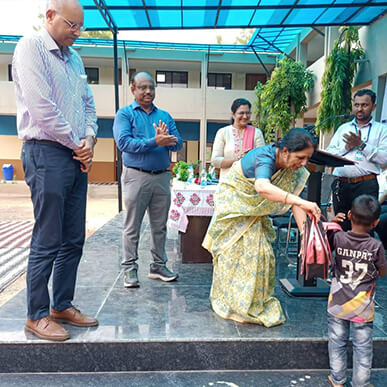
xmin=328 ymin=231 xmax=386 ymax=322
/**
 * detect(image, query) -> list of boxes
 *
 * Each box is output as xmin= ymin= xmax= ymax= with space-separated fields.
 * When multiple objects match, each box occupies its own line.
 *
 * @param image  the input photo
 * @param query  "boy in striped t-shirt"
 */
xmin=328 ymin=195 xmax=386 ymax=387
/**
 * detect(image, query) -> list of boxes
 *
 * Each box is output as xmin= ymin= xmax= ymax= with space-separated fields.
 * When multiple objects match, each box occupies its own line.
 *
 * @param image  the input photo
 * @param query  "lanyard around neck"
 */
xmin=352 ymin=121 xmax=372 ymax=143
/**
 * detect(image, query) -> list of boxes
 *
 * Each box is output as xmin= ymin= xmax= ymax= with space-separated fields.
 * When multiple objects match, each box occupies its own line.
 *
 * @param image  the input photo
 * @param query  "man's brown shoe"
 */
xmin=25 ymin=316 xmax=70 ymax=341
xmin=50 ymin=306 xmax=98 ymax=327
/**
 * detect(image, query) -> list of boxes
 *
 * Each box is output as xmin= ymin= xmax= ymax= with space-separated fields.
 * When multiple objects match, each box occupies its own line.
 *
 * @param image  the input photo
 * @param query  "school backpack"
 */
xmin=300 ymin=217 xmax=342 ymax=280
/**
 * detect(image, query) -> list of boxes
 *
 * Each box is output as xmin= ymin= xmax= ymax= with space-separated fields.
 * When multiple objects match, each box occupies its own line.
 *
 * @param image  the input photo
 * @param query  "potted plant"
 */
xmin=253 ymin=57 xmax=314 ymax=142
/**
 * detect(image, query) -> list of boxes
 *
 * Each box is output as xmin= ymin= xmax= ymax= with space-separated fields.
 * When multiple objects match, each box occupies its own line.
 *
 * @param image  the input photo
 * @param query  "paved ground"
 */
xmin=0 ymin=180 xmax=119 ymax=237
xmin=0 ymin=180 xmax=119 ymax=305
xmin=1 ymin=370 xmax=387 ymax=387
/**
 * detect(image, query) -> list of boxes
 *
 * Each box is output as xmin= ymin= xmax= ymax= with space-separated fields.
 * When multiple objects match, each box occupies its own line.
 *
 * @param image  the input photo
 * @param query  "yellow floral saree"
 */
xmin=202 ymin=161 xmax=309 ymax=327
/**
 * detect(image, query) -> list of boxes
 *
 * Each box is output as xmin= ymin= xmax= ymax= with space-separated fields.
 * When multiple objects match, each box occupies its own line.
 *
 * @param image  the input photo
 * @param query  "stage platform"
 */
xmin=0 ymin=213 xmax=386 ymax=385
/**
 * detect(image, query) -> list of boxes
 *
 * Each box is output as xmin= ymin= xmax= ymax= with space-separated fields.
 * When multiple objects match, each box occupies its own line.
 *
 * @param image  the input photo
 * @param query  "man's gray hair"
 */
xmin=46 ymin=0 xmax=81 ymax=11
xmin=131 ymin=71 xmax=155 ymax=86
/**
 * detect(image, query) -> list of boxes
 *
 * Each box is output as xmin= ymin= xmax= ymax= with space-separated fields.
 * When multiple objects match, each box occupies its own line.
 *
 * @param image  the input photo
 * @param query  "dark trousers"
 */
xmin=22 ymin=142 xmax=87 ymax=320
xmin=332 ymin=178 xmax=379 ymax=231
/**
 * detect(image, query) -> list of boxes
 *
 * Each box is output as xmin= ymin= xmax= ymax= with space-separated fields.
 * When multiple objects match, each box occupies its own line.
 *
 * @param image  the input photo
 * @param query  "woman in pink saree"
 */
xmin=211 ymin=98 xmax=265 ymax=181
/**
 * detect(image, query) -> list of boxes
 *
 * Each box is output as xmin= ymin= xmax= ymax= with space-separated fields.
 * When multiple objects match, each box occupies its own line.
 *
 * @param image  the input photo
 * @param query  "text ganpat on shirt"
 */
xmin=328 ymin=231 xmax=386 ymax=322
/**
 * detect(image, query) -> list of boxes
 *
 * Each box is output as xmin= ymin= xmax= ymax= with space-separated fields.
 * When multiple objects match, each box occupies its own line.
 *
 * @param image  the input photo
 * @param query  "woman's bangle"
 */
xmin=284 ymin=192 xmax=289 ymax=204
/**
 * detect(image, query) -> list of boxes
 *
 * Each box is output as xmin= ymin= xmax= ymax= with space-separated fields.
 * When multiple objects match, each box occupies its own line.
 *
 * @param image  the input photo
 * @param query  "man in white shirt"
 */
xmin=326 ymin=89 xmax=387 ymax=231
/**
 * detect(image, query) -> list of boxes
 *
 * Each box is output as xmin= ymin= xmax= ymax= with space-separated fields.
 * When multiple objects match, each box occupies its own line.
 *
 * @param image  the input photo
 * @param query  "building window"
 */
xmin=156 ymin=71 xmax=188 ymax=88
xmin=245 ymin=73 xmax=267 ymax=90
xmin=8 ymin=64 xmax=12 ymax=81
xmin=85 ymin=67 xmax=99 ymax=84
xmin=208 ymin=73 xmax=232 ymax=90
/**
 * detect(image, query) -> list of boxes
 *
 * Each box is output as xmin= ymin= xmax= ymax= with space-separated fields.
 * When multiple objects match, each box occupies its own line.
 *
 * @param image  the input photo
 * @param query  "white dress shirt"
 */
xmin=326 ymin=118 xmax=387 ymax=178
xmin=211 ymin=124 xmax=265 ymax=179
xmin=12 ymin=28 xmax=98 ymax=150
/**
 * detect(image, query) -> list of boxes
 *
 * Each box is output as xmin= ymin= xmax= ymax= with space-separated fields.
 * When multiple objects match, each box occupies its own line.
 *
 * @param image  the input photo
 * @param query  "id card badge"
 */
xmin=355 ymin=151 xmax=364 ymax=161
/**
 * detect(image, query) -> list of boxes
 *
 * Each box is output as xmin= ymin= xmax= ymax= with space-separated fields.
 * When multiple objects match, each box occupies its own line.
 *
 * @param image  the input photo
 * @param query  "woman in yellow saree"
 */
xmin=203 ymin=128 xmax=321 ymax=327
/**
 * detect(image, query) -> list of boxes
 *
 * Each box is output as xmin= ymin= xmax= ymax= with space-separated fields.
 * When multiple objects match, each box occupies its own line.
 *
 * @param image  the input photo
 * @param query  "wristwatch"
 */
xmin=359 ymin=142 xmax=366 ymax=151
xmin=88 ymin=135 xmax=97 ymax=146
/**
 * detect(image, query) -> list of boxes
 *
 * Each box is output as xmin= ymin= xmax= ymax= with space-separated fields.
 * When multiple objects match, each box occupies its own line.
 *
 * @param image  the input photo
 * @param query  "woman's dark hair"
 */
xmin=276 ymin=128 xmax=317 ymax=152
xmin=230 ymin=98 xmax=251 ymax=124
xmin=351 ymin=194 xmax=381 ymax=227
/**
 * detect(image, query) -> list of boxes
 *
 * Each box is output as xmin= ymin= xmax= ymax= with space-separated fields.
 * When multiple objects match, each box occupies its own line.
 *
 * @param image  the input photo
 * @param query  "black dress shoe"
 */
xmin=124 ymin=269 xmax=139 ymax=288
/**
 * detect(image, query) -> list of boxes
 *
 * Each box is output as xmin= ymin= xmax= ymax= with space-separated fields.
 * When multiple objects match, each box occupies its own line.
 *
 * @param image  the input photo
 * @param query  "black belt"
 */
xmin=128 ymin=166 xmax=168 ymax=175
xmin=24 ymin=139 xmax=70 ymax=151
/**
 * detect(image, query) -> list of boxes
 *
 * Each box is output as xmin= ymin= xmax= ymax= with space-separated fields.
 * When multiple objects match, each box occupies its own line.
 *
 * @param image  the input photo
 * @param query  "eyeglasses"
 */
xmin=58 ymin=14 xmax=86 ymax=33
xmin=136 ymin=85 xmax=155 ymax=92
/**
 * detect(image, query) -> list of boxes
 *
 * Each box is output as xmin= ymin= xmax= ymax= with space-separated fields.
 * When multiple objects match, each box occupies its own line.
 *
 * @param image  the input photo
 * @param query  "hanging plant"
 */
xmin=316 ymin=26 xmax=364 ymax=134
xmin=253 ymin=57 xmax=314 ymax=143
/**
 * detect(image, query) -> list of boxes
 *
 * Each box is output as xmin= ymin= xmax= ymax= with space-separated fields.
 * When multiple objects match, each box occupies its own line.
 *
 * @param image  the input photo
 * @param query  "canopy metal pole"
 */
xmin=251 ymin=46 xmax=270 ymax=77
xmin=199 ymin=51 xmax=208 ymax=166
xmin=113 ymin=29 xmax=123 ymax=212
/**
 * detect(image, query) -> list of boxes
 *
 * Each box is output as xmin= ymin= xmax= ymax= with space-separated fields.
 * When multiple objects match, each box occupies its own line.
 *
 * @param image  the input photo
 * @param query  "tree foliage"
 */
xmin=253 ymin=57 xmax=314 ymax=143
xmin=33 ymin=13 xmax=45 ymax=32
xmin=234 ymin=28 xmax=254 ymax=45
xmin=81 ymin=30 xmax=113 ymax=39
xmin=316 ymin=27 xmax=364 ymax=134
xmin=216 ymin=35 xmax=223 ymax=44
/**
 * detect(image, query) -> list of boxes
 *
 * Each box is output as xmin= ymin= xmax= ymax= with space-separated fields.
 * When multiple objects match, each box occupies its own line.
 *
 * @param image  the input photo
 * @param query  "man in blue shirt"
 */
xmin=113 ymin=72 xmax=183 ymax=288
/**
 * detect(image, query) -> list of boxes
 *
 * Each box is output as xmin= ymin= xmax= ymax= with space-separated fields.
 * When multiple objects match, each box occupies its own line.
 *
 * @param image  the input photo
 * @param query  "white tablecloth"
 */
xmin=168 ymin=180 xmax=217 ymax=232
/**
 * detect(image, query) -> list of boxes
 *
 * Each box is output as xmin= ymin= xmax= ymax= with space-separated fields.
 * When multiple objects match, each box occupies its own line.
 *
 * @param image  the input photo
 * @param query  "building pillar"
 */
xmin=324 ymin=27 xmax=340 ymax=56
xmin=374 ymin=75 xmax=387 ymax=122
xmin=295 ymin=33 xmax=307 ymax=66
xmin=122 ymin=49 xmax=130 ymax=107
xmin=199 ymin=52 xmax=208 ymax=165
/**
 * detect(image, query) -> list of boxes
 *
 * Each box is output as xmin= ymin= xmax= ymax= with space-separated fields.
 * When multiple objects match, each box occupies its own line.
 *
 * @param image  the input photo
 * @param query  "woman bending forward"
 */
xmin=203 ymin=128 xmax=321 ymax=327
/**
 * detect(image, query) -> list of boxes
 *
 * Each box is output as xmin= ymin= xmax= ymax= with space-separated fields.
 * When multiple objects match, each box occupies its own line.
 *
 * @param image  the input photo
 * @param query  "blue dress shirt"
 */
xmin=113 ymin=101 xmax=183 ymax=171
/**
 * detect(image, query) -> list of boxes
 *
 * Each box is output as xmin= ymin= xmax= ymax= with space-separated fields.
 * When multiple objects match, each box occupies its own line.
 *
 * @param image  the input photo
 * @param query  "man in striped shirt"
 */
xmin=12 ymin=0 xmax=98 ymax=341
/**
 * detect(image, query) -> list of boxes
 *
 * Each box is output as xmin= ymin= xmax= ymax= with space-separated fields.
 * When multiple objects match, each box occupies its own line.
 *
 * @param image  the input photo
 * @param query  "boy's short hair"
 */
xmin=351 ymin=194 xmax=381 ymax=226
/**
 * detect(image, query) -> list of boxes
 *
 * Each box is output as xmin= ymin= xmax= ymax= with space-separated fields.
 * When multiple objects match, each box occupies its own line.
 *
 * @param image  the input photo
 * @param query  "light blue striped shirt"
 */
xmin=326 ymin=118 xmax=387 ymax=177
xmin=12 ymin=28 xmax=98 ymax=150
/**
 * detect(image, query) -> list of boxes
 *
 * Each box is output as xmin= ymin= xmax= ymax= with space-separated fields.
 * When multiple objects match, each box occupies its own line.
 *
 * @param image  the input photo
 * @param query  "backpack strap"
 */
xmin=322 ymin=222 xmax=343 ymax=232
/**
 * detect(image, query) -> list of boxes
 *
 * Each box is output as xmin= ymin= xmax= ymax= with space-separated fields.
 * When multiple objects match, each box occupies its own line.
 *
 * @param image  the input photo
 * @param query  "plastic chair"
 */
xmin=273 ymin=185 xmax=309 ymax=256
xmin=320 ymin=173 xmax=335 ymax=219
xmin=272 ymin=212 xmax=298 ymax=258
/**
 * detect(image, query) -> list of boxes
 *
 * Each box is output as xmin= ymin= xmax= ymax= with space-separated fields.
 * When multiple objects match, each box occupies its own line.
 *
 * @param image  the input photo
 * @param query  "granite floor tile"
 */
xmin=1 ymin=212 xmax=385 ymax=357
xmin=82 ymin=285 xmax=240 ymax=341
xmin=0 ymin=286 xmax=110 ymax=320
